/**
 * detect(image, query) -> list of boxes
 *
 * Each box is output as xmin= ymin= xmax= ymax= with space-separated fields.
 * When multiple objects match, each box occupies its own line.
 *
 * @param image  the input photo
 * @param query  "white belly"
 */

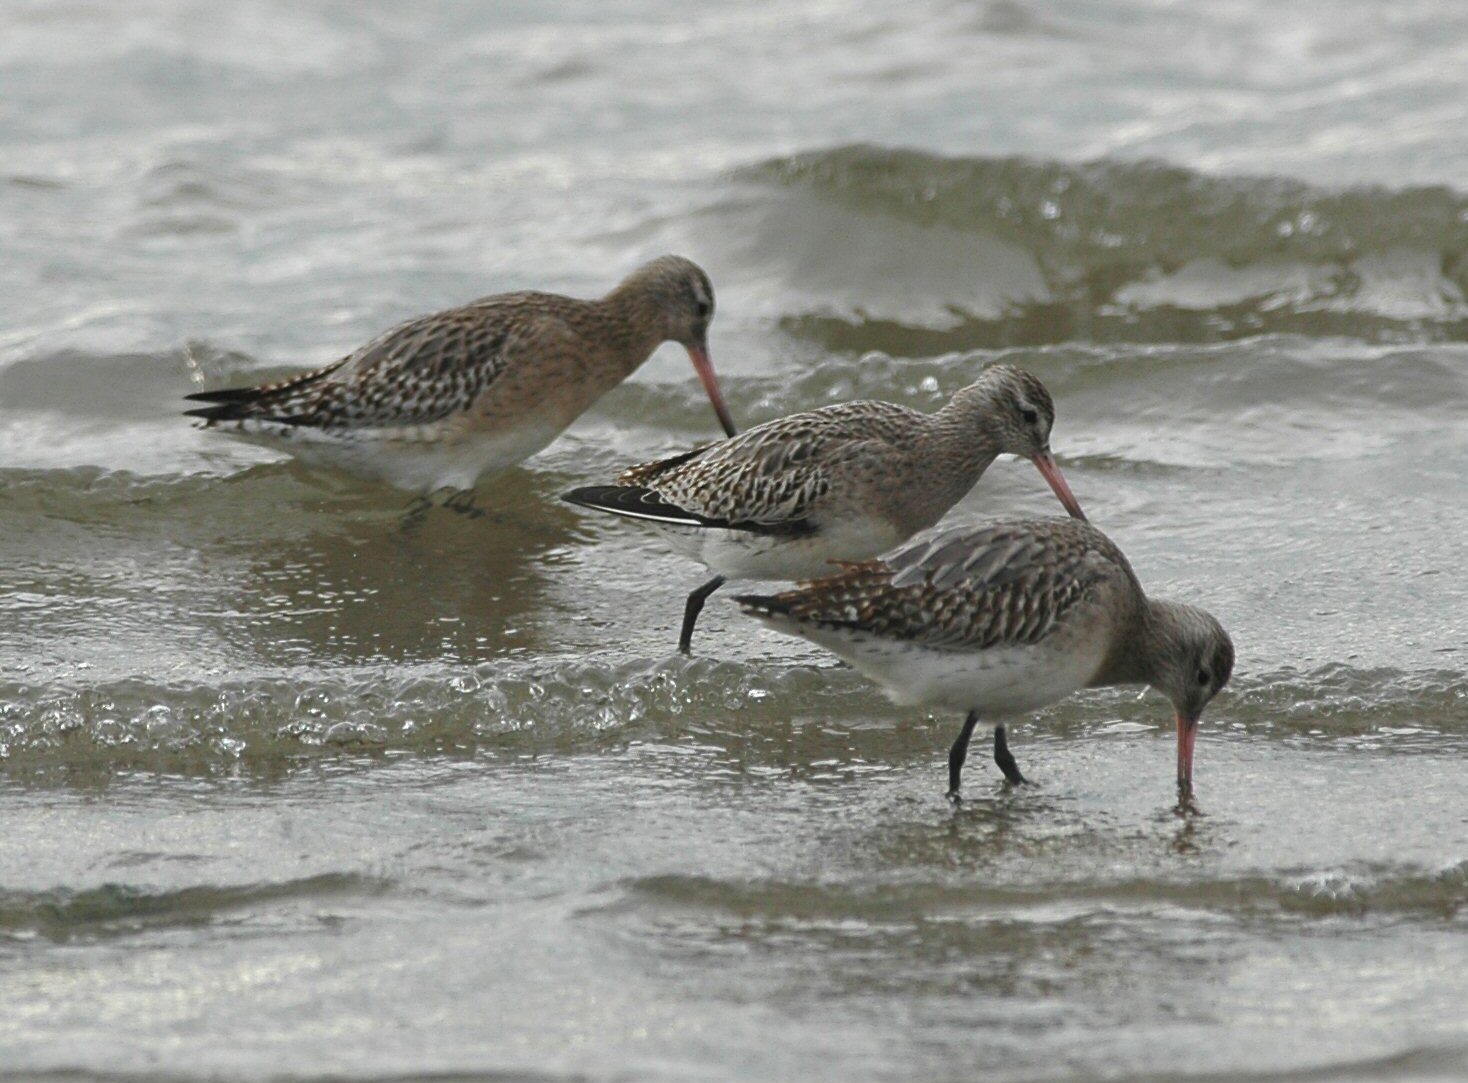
xmin=653 ymin=516 xmax=908 ymax=581
xmin=217 ymin=418 xmax=564 ymax=493
xmin=773 ymin=623 xmax=1109 ymax=717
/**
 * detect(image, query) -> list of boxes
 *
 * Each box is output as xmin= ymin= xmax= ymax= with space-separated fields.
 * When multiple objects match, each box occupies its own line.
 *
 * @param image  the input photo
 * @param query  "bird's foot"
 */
xmin=994 ymin=725 xmax=1027 ymax=785
xmin=443 ymin=490 xmax=486 ymax=519
xmin=1174 ymin=783 xmax=1202 ymax=817
xmin=400 ymin=495 xmax=433 ymax=533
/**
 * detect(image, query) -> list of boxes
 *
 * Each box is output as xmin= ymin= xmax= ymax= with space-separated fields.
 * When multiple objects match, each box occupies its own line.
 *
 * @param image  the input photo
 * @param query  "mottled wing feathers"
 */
xmin=323 ymin=301 xmax=538 ymax=427
xmin=562 ymin=484 xmax=817 ymax=536
xmin=739 ymin=519 xmax=1131 ymax=650
xmin=613 ymin=400 xmax=925 ymax=527
xmin=614 ymin=443 xmax=716 ymax=486
xmin=183 ymin=294 xmax=553 ymax=430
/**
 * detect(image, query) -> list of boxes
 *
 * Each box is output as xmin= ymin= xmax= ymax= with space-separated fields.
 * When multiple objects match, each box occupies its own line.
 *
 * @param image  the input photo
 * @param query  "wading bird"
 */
xmin=736 ymin=517 xmax=1233 ymax=802
xmin=186 ymin=256 xmax=737 ymax=501
xmin=564 ymin=365 xmax=1085 ymax=653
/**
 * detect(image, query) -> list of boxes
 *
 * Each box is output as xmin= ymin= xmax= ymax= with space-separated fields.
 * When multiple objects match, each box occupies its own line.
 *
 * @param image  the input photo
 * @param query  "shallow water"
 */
xmin=3 ymin=2 xmax=1468 ymax=1080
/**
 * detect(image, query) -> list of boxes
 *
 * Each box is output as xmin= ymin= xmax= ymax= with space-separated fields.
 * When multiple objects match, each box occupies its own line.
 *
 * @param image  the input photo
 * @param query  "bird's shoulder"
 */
xmin=339 ymin=292 xmax=574 ymax=385
xmin=620 ymin=399 xmax=921 ymax=486
xmin=796 ymin=518 xmax=1135 ymax=648
xmin=887 ymin=518 xmax=1127 ymax=593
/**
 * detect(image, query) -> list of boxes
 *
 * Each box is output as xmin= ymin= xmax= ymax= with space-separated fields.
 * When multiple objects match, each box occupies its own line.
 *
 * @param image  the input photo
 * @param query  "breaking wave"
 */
xmin=722 ymin=145 xmax=1468 ymax=350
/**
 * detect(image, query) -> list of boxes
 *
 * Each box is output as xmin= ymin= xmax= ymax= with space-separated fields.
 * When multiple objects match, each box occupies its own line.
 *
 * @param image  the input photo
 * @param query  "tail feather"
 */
xmin=182 ymin=357 xmax=348 ymax=425
xmin=562 ymin=485 xmax=817 ymax=537
xmin=615 ymin=443 xmax=712 ymax=485
xmin=183 ymin=386 xmax=265 ymax=404
xmin=734 ymin=560 xmax=894 ymax=631
xmin=561 ymin=485 xmax=711 ymax=528
xmin=183 ymin=401 xmax=256 ymax=422
xmin=733 ymin=592 xmax=792 ymax=618
xmin=182 ymin=396 xmax=315 ymax=425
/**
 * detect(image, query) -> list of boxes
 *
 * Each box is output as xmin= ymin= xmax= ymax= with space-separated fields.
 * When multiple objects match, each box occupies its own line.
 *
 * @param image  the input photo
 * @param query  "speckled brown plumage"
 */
xmin=562 ymin=364 xmax=1087 ymax=653
xmin=737 ymin=517 xmax=1234 ymax=800
xmin=184 ymin=255 xmax=735 ymax=492
xmin=608 ymin=366 xmax=1065 ymax=532
xmin=759 ymin=518 xmax=1133 ymax=650
xmin=191 ymin=313 xmax=524 ymax=431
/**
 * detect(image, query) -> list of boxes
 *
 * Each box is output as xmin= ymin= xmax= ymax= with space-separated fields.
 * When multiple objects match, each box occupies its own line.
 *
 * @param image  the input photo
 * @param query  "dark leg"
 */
xmin=993 ymin=723 xmax=1027 ymax=785
xmin=678 ymin=575 xmax=726 ymax=655
xmin=443 ymin=489 xmax=485 ymax=519
xmin=400 ymin=495 xmax=433 ymax=532
xmin=947 ymin=710 xmax=981 ymax=804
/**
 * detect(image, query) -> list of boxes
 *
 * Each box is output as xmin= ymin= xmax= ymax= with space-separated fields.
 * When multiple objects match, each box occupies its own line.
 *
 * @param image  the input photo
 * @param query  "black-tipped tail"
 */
xmin=562 ymin=486 xmax=817 ymax=537
xmin=185 ymin=379 xmax=292 ymax=424
xmin=183 ymin=382 xmax=268 ymax=422
xmin=183 ymin=357 xmax=347 ymax=425
xmin=561 ymin=485 xmax=709 ymax=527
xmin=183 ymin=386 xmax=264 ymax=404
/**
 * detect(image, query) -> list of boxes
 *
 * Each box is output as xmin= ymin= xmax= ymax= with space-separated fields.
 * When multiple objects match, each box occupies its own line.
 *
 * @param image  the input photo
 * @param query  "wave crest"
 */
xmin=728 ymin=145 xmax=1468 ymax=349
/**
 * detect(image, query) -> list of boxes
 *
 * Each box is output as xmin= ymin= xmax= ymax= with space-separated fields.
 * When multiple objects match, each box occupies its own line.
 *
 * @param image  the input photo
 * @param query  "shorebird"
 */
xmin=562 ymin=364 xmax=1086 ymax=653
xmin=735 ymin=517 xmax=1233 ymax=802
xmin=184 ymin=256 xmax=737 ymax=495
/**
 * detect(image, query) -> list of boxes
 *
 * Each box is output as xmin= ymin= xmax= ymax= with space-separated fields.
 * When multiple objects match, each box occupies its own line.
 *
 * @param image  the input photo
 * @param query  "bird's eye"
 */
xmin=695 ymin=300 xmax=712 ymax=319
xmin=1021 ymin=408 xmax=1039 ymax=425
xmin=1196 ymin=669 xmax=1210 ymax=686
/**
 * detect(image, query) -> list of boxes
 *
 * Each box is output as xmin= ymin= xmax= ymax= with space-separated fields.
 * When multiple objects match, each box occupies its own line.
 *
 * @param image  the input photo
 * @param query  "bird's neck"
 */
xmin=877 ymin=397 xmax=1003 ymax=533
xmin=928 ymin=387 xmax=1006 ymax=477
xmin=1097 ymin=596 xmax=1180 ymax=689
xmin=595 ymin=287 xmax=670 ymax=375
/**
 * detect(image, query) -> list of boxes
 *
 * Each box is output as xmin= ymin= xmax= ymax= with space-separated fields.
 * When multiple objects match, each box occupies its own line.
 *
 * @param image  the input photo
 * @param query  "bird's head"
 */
xmin=1144 ymin=601 xmax=1235 ymax=795
xmin=969 ymin=364 xmax=1086 ymax=521
xmin=616 ymin=255 xmax=733 ymax=437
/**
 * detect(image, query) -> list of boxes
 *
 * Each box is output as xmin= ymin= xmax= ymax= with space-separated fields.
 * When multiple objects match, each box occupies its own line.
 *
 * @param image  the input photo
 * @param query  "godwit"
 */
xmin=184 ymin=256 xmax=737 ymax=495
xmin=735 ymin=518 xmax=1233 ymax=802
xmin=562 ymin=365 xmax=1085 ymax=653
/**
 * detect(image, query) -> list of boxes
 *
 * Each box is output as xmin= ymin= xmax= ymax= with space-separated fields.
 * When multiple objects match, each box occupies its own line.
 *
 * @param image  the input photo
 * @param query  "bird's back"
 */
xmin=617 ymin=399 xmax=929 ymax=526
xmin=185 ymin=292 xmax=577 ymax=433
xmin=737 ymin=518 xmax=1143 ymax=712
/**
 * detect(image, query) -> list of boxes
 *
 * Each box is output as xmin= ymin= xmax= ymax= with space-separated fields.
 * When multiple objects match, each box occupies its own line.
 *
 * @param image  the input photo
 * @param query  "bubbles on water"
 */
xmin=323 ymin=720 xmax=387 ymax=747
xmin=143 ymin=703 xmax=180 ymax=739
xmin=448 ymin=673 xmax=480 ymax=695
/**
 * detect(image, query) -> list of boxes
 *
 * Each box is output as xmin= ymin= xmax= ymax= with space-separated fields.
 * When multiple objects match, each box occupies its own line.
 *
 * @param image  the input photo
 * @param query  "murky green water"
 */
xmin=2 ymin=2 xmax=1467 ymax=1080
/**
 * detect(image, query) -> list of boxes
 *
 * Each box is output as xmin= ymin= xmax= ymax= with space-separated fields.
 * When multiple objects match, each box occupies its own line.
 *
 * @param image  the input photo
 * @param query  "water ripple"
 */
xmin=0 ymin=872 xmax=387 ymax=943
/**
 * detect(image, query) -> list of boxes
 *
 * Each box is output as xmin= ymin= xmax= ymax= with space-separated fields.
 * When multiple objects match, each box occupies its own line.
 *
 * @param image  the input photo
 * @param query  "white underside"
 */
xmin=756 ymin=617 xmax=1109 ymax=717
xmin=215 ymin=419 xmax=565 ymax=493
xmin=652 ymin=517 xmax=907 ymax=581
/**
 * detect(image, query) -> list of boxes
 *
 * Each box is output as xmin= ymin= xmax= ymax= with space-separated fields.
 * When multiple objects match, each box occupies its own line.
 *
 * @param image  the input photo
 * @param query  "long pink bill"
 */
xmin=1176 ymin=711 xmax=1199 ymax=794
xmin=1030 ymin=451 xmax=1087 ymax=521
xmin=686 ymin=343 xmax=738 ymax=438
